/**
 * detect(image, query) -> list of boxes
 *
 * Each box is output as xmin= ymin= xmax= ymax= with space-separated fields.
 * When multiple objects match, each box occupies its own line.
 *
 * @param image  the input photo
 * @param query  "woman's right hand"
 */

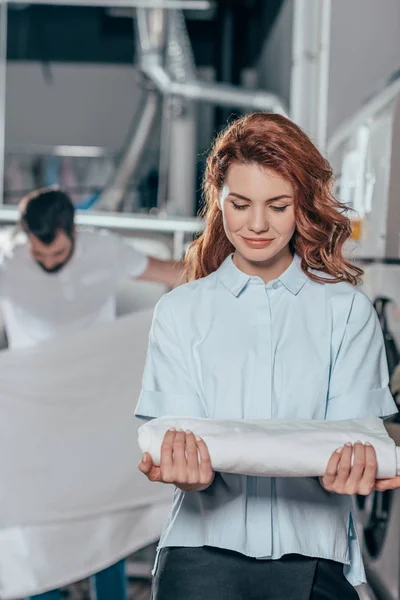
xmin=138 ymin=428 xmax=215 ymax=492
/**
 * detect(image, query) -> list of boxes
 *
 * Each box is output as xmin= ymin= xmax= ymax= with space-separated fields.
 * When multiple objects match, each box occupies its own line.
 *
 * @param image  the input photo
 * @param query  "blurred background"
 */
xmin=1 ymin=1 xmax=400 ymax=599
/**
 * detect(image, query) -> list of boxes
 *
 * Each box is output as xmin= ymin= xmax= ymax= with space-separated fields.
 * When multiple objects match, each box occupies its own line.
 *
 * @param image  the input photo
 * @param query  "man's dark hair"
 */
xmin=21 ymin=190 xmax=75 ymax=245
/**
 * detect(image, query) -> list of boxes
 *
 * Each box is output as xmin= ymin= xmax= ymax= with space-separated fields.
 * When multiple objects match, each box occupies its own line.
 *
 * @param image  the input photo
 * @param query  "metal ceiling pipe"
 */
xmin=165 ymin=8 xmax=196 ymax=82
xmin=162 ymin=9 xmax=197 ymax=216
xmin=136 ymin=7 xmax=288 ymax=115
xmin=99 ymin=3 xmax=287 ymax=214
xmin=171 ymin=79 xmax=287 ymax=113
xmin=139 ymin=52 xmax=287 ymax=113
xmin=96 ymin=92 xmax=159 ymax=211
xmin=95 ymin=8 xmax=165 ymax=210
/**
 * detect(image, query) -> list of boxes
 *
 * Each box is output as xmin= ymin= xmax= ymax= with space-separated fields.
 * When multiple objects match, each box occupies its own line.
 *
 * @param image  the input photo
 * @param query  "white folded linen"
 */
xmin=0 ymin=309 xmax=171 ymax=527
xmin=138 ymin=415 xmax=400 ymax=479
xmin=0 ymin=503 xmax=171 ymax=600
xmin=0 ymin=309 xmax=172 ymax=598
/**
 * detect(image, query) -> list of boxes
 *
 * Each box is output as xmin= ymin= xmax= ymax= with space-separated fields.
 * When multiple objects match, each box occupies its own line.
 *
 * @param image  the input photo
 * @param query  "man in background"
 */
xmin=0 ymin=187 xmax=184 ymax=350
xmin=0 ymin=187 xmax=185 ymax=599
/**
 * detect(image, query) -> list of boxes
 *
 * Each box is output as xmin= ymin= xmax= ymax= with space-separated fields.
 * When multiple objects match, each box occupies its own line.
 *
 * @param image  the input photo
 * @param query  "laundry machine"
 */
xmin=329 ymin=77 xmax=400 ymax=600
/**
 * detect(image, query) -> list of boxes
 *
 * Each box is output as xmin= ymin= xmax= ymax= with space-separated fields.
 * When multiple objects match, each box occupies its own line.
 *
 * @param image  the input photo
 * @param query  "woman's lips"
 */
xmin=241 ymin=237 xmax=274 ymax=248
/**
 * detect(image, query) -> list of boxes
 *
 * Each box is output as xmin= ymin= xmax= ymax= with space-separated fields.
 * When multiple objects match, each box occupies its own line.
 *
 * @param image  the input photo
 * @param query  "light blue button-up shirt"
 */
xmin=135 ymin=254 xmax=397 ymax=586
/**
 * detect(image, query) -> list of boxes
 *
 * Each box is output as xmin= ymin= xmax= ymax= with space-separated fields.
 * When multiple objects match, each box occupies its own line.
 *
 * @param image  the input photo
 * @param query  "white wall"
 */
xmin=256 ymin=0 xmax=293 ymax=107
xmin=256 ymin=0 xmax=400 ymax=139
xmin=328 ymin=0 xmax=400 ymax=136
xmin=5 ymin=62 xmax=143 ymax=149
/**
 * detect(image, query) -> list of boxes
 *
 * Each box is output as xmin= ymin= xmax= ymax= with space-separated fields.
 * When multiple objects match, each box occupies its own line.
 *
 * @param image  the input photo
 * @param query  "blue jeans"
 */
xmin=28 ymin=559 xmax=126 ymax=600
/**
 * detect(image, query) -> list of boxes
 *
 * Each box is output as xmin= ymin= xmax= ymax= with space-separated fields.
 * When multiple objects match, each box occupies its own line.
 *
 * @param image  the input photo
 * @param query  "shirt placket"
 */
xmin=246 ymin=281 xmax=274 ymax=556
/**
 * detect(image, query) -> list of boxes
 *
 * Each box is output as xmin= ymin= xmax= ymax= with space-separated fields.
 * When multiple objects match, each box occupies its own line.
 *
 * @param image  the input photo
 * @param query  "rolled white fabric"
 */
xmin=138 ymin=415 xmax=400 ymax=479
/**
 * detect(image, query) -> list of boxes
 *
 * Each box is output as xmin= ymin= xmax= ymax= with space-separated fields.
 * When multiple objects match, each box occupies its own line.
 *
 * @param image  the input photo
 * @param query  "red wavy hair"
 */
xmin=186 ymin=113 xmax=362 ymax=285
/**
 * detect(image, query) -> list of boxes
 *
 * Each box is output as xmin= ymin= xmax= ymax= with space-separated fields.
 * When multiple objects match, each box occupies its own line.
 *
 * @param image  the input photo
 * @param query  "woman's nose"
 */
xmin=248 ymin=209 xmax=269 ymax=234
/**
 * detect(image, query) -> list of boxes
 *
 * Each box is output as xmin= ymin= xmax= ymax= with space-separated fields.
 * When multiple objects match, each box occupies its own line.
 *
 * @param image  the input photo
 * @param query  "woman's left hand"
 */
xmin=320 ymin=441 xmax=377 ymax=495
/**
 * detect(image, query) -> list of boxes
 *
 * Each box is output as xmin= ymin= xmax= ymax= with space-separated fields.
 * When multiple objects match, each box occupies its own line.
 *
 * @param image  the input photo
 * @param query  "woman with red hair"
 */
xmin=136 ymin=113 xmax=398 ymax=599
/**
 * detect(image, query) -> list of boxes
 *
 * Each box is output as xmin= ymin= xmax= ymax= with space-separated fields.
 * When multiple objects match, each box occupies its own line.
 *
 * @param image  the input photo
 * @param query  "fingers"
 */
xmin=322 ymin=443 xmax=353 ymax=493
xmin=322 ymin=446 xmax=343 ymax=490
xmin=358 ymin=443 xmax=377 ymax=495
xmin=197 ymin=436 xmax=214 ymax=483
xmin=159 ymin=429 xmax=205 ymax=485
xmin=138 ymin=452 xmax=161 ymax=482
xmin=138 ymin=452 xmax=152 ymax=474
xmin=185 ymin=431 xmax=200 ymax=484
xmin=160 ymin=428 xmax=176 ymax=482
xmin=346 ymin=442 xmax=366 ymax=488
xmin=171 ymin=430 xmax=188 ymax=482
xmin=336 ymin=443 xmax=353 ymax=487
xmin=375 ymin=475 xmax=400 ymax=492
xmin=321 ymin=441 xmax=378 ymax=495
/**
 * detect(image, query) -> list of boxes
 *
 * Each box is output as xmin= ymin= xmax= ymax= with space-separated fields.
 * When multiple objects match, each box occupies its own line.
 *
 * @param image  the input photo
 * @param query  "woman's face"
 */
xmin=219 ymin=163 xmax=296 ymax=267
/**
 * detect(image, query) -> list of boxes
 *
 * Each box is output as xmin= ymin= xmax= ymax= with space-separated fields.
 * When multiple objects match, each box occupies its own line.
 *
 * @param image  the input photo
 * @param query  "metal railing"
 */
xmin=6 ymin=1 xmax=214 ymax=8
xmin=5 ymin=144 xmax=115 ymax=159
xmin=0 ymin=206 xmax=204 ymax=259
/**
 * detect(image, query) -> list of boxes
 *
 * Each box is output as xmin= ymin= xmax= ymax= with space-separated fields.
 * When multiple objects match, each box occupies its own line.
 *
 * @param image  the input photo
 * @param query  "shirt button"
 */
xmin=272 ymin=282 xmax=278 ymax=289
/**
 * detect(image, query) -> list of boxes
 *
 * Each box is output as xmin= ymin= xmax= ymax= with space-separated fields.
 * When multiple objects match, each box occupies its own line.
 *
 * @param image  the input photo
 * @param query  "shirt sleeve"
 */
xmin=135 ymin=295 xmax=207 ymax=420
xmin=112 ymin=234 xmax=149 ymax=280
xmin=326 ymin=291 xmax=398 ymax=420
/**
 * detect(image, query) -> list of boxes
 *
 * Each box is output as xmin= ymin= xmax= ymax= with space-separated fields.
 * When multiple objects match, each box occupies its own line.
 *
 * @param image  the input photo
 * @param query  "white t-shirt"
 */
xmin=0 ymin=229 xmax=149 ymax=350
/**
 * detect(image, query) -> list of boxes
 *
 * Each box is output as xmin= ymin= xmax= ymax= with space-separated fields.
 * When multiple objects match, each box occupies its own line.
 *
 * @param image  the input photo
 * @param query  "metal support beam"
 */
xmin=0 ymin=206 xmax=204 ymax=234
xmin=7 ymin=0 xmax=213 ymax=9
xmin=290 ymin=0 xmax=331 ymax=151
xmin=6 ymin=144 xmax=113 ymax=158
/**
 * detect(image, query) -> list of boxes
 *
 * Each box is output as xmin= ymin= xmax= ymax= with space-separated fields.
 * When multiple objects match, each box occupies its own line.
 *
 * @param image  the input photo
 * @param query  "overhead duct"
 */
xmin=161 ymin=9 xmax=198 ymax=215
xmin=165 ymin=8 xmax=197 ymax=82
xmin=137 ymin=7 xmax=287 ymax=216
xmin=98 ymin=6 xmax=287 ymax=213
xmin=96 ymin=8 xmax=166 ymax=211
xmin=136 ymin=7 xmax=288 ymax=115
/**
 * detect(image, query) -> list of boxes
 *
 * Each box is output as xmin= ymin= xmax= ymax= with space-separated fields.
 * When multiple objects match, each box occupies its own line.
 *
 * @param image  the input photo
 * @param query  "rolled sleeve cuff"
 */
xmin=135 ymin=390 xmax=207 ymax=419
xmin=326 ymin=387 xmax=398 ymax=420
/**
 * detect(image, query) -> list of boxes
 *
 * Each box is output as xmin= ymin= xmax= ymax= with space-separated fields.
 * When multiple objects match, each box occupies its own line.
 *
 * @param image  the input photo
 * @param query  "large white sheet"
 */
xmin=139 ymin=415 xmax=400 ymax=479
xmin=0 ymin=310 xmax=172 ymax=599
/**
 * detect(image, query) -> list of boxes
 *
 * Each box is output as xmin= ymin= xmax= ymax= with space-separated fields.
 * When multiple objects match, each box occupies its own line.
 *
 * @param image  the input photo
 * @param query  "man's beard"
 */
xmin=37 ymin=241 xmax=74 ymax=274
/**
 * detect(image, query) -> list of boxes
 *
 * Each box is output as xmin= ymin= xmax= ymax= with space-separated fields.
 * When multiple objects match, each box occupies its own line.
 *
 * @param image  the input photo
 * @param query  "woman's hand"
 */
xmin=138 ymin=428 xmax=215 ymax=492
xmin=375 ymin=475 xmax=400 ymax=492
xmin=320 ymin=441 xmax=377 ymax=495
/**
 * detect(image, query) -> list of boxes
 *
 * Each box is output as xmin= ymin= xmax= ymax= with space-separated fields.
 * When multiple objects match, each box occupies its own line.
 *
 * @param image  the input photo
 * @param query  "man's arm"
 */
xmin=136 ymin=256 xmax=186 ymax=288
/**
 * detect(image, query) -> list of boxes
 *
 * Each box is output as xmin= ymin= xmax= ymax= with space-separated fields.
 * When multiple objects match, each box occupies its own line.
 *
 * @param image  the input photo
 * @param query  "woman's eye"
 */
xmin=270 ymin=205 xmax=288 ymax=212
xmin=232 ymin=203 xmax=248 ymax=211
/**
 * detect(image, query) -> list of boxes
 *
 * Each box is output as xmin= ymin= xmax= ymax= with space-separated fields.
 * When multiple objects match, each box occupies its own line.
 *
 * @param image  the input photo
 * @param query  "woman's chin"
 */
xmin=235 ymin=243 xmax=279 ymax=264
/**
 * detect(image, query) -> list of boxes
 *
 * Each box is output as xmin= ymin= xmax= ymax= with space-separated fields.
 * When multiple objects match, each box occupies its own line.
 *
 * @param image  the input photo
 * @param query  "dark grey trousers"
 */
xmin=152 ymin=547 xmax=359 ymax=600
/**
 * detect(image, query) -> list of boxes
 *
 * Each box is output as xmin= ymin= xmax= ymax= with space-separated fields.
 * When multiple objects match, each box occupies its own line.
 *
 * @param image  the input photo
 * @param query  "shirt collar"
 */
xmin=217 ymin=253 xmax=308 ymax=298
